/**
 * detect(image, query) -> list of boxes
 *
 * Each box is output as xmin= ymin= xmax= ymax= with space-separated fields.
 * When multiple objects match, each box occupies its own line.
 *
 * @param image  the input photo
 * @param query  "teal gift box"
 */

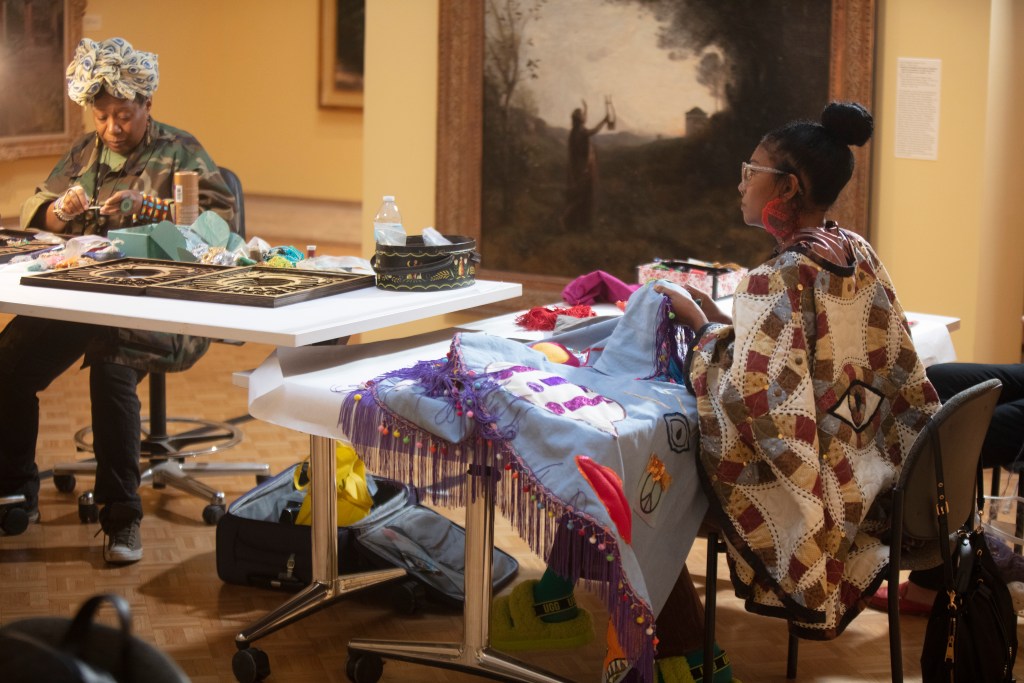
xmin=108 ymin=213 xmax=244 ymax=262
xmin=107 ymin=222 xmax=186 ymax=260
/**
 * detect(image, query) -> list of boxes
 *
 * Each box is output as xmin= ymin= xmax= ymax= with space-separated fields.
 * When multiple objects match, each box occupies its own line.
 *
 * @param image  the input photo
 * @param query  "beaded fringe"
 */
xmin=338 ymin=333 xmax=663 ymax=683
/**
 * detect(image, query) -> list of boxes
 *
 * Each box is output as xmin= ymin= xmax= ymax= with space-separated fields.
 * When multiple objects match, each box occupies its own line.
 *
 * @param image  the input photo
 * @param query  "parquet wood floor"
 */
xmin=2 ymin=285 xmax=1022 ymax=681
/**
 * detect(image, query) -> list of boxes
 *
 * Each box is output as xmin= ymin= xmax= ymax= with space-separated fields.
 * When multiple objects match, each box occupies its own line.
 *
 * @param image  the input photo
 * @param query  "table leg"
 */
xmin=347 ymin=464 xmax=574 ymax=683
xmin=234 ymin=435 xmax=406 ymax=647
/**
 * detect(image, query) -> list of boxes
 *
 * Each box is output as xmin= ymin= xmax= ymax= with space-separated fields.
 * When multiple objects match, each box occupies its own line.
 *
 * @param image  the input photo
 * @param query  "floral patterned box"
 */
xmin=637 ymin=259 xmax=747 ymax=300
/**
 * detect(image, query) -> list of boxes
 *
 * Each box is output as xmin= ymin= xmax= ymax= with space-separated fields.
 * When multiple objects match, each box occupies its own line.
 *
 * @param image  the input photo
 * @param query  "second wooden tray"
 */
xmin=145 ymin=266 xmax=376 ymax=307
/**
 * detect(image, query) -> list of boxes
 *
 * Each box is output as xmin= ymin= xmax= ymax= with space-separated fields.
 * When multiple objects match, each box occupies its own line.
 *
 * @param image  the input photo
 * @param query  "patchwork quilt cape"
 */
xmin=689 ymin=232 xmax=940 ymax=639
xmin=338 ymin=284 xmax=708 ymax=682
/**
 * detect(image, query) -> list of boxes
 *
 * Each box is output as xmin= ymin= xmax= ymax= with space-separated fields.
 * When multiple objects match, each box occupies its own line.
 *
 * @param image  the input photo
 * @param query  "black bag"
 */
xmin=921 ymin=529 xmax=1018 ymax=682
xmin=216 ymin=463 xmax=416 ymax=591
xmin=0 ymin=594 xmax=188 ymax=683
xmin=919 ymin=442 xmax=1018 ymax=682
xmin=354 ymin=502 xmax=520 ymax=608
xmin=216 ymin=463 xmax=519 ymax=607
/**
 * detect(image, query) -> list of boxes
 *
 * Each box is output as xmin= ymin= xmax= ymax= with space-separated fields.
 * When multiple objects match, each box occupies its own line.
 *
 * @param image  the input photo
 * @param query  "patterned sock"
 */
xmin=681 ymin=643 xmax=733 ymax=683
xmin=532 ymin=569 xmax=578 ymax=623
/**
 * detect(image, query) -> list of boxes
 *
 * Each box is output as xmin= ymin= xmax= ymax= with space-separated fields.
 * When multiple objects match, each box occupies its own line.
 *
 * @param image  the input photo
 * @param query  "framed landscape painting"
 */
xmin=0 ymin=0 xmax=85 ymax=161
xmin=436 ymin=0 xmax=876 ymax=303
xmin=319 ymin=0 xmax=365 ymax=109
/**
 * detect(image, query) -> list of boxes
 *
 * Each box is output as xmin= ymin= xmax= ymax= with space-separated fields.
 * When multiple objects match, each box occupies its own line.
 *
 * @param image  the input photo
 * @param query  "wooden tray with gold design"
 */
xmin=145 ymin=266 xmax=376 ymax=307
xmin=19 ymin=258 xmax=235 ymax=295
xmin=1 ymin=230 xmax=60 ymax=264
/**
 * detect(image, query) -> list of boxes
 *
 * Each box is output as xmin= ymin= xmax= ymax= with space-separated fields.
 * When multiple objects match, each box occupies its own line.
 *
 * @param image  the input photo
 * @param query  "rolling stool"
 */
xmin=51 ymin=372 xmax=267 ymax=525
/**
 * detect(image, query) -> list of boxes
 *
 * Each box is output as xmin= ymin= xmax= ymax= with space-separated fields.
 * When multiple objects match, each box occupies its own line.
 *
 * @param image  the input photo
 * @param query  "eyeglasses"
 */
xmin=741 ymin=161 xmax=787 ymax=184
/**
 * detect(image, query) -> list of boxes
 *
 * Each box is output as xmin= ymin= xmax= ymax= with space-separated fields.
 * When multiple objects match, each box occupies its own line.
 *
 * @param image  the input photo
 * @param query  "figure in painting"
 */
xmin=562 ymin=99 xmax=612 ymax=233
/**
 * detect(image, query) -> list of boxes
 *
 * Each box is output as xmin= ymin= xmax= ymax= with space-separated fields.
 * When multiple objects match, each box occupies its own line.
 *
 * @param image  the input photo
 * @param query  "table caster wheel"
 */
xmin=203 ymin=504 xmax=225 ymax=526
xmin=232 ymin=647 xmax=270 ymax=683
xmin=53 ymin=474 xmax=76 ymax=493
xmin=346 ymin=651 xmax=383 ymax=683
xmin=78 ymin=492 xmax=98 ymax=523
xmin=1 ymin=507 xmax=29 ymax=536
xmin=391 ymin=578 xmax=426 ymax=615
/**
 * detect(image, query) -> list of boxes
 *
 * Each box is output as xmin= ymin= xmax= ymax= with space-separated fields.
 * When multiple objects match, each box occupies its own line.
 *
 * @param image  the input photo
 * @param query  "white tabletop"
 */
xmin=0 ymin=266 xmax=523 ymax=347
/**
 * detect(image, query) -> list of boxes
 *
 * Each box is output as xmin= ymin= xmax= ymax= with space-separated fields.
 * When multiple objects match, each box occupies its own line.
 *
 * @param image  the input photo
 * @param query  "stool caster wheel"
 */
xmin=392 ymin=578 xmax=426 ymax=615
xmin=203 ymin=504 xmax=225 ymax=526
xmin=1 ymin=507 xmax=29 ymax=536
xmin=232 ymin=647 xmax=270 ymax=683
xmin=78 ymin=492 xmax=98 ymax=523
xmin=53 ymin=474 xmax=77 ymax=493
xmin=346 ymin=651 xmax=383 ymax=683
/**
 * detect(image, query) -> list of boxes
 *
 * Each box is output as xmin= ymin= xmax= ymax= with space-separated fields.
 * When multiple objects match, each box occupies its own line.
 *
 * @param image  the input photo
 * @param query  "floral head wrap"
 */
xmin=65 ymin=37 xmax=159 ymax=107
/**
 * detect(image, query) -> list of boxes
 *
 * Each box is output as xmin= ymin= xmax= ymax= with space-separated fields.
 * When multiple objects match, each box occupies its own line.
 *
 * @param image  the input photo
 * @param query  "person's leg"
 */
xmin=926 ymin=364 xmax=1024 ymax=467
xmin=0 ymin=317 xmax=97 ymax=513
xmin=89 ymin=360 xmax=145 ymax=563
xmin=652 ymin=565 xmax=705 ymax=656
xmin=650 ymin=565 xmax=734 ymax=682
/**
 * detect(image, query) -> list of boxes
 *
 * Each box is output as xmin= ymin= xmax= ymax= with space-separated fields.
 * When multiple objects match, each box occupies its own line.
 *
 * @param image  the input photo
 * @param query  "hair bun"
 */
xmin=821 ymin=101 xmax=873 ymax=147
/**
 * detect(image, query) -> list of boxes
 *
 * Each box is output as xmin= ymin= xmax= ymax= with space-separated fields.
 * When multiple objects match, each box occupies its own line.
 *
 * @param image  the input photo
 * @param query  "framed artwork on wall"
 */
xmin=319 ymin=0 xmax=365 ymax=109
xmin=436 ymin=0 xmax=876 ymax=304
xmin=0 ymin=0 xmax=85 ymax=161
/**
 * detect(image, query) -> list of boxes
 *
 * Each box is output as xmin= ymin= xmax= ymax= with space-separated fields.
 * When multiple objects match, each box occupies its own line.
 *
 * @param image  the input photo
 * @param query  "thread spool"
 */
xmin=173 ymin=171 xmax=200 ymax=226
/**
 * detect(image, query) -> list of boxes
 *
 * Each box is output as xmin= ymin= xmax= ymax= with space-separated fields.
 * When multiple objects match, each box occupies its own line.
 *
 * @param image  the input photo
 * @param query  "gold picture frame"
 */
xmin=436 ymin=0 xmax=877 ymax=306
xmin=0 ymin=0 xmax=85 ymax=161
xmin=319 ymin=0 xmax=365 ymax=109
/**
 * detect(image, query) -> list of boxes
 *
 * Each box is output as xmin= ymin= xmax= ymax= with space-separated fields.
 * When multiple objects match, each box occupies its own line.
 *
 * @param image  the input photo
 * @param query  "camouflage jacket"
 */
xmin=20 ymin=119 xmax=236 ymax=372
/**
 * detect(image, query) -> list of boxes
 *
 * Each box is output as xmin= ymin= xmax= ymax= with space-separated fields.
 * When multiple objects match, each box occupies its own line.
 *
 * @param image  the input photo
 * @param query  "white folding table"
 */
xmin=242 ymin=302 xmax=962 ymax=683
xmin=0 ymin=265 xmax=522 ymax=681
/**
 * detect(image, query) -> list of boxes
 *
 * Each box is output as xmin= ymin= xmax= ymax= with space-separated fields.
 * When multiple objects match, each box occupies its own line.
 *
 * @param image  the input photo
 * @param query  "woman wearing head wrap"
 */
xmin=0 ymin=38 xmax=235 ymax=564
xmin=22 ymin=37 xmax=234 ymax=234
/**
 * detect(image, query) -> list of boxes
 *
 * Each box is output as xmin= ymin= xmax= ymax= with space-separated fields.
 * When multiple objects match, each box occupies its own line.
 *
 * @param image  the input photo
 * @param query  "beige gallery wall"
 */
xmin=0 ymin=0 xmax=364 ymax=220
xmin=872 ymin=0 xmax=1024 ymax=362
xmin=2 ymin=0 xmax=1020 ymax=361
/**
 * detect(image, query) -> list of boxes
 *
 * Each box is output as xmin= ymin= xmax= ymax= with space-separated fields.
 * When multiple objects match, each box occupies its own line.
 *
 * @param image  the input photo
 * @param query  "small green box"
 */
xmin=108 ymin=222 xmax=195 ymax=262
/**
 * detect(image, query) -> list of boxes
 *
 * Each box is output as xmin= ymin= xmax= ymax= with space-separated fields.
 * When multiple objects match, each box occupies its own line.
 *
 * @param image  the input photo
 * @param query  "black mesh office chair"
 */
xmin=51 ymin=166 xmax=269 ymax=525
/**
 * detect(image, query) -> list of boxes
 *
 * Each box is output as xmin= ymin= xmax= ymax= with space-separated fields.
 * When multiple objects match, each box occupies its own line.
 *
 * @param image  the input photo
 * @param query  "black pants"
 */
xmin=0 ymin=316 xmax=144 ymax=524
xmin=928 ymin=362 xmax=1024 ymax=468
xmin=911 ymin=362 xmax=1024 ymax=590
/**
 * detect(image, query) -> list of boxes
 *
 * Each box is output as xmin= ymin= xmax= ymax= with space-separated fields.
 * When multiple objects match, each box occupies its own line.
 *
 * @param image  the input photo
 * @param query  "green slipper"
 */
xmin=657 ymin=645 xmax=741 ymax=683
xmin=489 ymin=579 xmax=594 ymax=651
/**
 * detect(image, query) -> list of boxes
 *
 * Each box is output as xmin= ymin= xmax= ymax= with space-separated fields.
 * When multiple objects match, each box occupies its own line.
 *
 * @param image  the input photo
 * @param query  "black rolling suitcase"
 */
xmin=216 ymin=462 xmax=519 ymax=607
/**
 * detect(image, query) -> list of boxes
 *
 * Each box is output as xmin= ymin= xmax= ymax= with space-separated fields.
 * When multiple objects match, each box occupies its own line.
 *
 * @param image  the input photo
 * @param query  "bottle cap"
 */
xmin=383 ymin=195 xmax=395 ymax=202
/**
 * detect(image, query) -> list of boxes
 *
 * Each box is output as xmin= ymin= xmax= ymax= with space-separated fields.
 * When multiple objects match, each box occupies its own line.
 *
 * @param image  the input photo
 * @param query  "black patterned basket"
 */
xmin=371 ymin=235 xmax=480 ymax=291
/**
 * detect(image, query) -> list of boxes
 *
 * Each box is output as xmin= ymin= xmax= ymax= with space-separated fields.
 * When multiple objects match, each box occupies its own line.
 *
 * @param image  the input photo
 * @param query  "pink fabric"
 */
xmin=562 ymin=270 xmax=640 ymax=305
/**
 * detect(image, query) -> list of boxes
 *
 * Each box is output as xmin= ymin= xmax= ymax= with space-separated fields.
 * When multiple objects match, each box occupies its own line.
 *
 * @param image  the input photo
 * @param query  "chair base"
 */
xmin=54 ymin=412 xmax=269 ymax=524
xmin=74 ymin=415 xmax=244 ymax=459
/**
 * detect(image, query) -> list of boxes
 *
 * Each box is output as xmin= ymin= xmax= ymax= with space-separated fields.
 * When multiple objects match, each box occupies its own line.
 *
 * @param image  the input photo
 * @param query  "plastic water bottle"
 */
xmin=373 ymin=195 xmax=405 ymax=246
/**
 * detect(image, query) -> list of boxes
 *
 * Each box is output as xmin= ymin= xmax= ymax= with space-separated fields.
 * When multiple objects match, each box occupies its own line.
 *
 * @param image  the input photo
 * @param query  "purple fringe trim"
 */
xmin=337 ymin=334 xmax=657 ymax=683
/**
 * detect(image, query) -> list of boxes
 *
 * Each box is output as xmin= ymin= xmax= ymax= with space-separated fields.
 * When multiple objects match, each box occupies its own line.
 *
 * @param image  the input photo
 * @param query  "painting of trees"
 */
xmin=479 ymin=0 xmax=837 ymax=282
